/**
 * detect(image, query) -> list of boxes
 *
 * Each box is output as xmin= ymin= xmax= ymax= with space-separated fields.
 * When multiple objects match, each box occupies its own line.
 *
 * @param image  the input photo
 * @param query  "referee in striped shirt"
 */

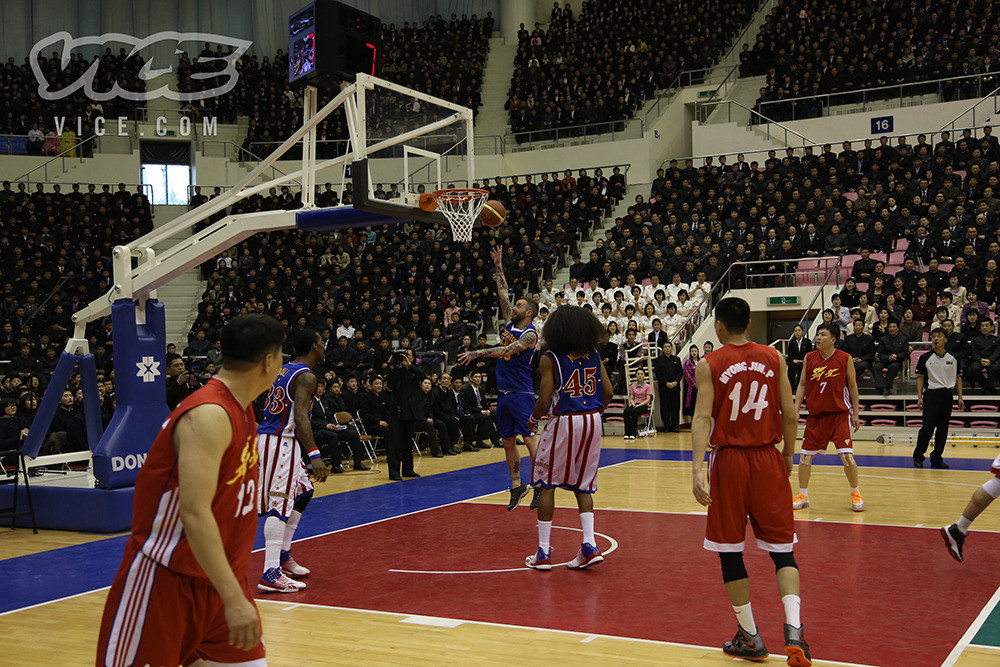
xmin=913 ymin=328 xmax=965 ymax=469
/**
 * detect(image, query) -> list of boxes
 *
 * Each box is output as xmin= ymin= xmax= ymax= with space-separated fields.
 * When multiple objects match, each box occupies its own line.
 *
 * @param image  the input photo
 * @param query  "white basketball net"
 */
xmin=431 ymin=189 xmax=489 ymax=243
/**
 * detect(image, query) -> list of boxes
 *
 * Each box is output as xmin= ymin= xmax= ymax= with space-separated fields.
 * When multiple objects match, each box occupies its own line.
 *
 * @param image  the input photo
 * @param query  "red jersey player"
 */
xmin=96 ymin=315 xmax=286 ymax=667
xmin=692 ymin=298 xmax=811 ymax=667
xmin=792 ymin=323 xmax=863 ymax=512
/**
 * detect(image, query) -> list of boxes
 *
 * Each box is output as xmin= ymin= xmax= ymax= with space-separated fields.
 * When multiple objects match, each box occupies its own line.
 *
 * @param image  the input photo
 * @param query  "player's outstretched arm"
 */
xmin=777 ymin=355 xmax=798 ymax=476
xmin=294 ymin=372 xmax=329 ymax=482
xmin=491 ymin=244 xmax=514 ymax=322
xmin=175 ymin=405 xmax=261 ymax=651
xmin=691 ymin=359 xmax=713 ymax=506
xmin=458 ymin=329 xmax=538 ymax=364
xmin=532 ymin=354 xmax=555 ymax=421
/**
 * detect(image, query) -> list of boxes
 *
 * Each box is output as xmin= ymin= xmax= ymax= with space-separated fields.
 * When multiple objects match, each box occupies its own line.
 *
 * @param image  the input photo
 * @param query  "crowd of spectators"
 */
xmin=505 ymin=0 xmax=757 ymax=139
xmin=631 ymin=127 xmax=1000 ymax=393
xmin=0 ymin=180 xmax=154 ymax=454
xmin=0 ymin=49 xmax=149 ymax=156
xmin=743 ymin=0 xmax=1000 ymax=121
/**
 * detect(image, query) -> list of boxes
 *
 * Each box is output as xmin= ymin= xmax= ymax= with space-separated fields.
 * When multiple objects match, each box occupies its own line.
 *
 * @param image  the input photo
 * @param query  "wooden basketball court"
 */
xmin=3 ymin=433 xmax=1000 ymax=666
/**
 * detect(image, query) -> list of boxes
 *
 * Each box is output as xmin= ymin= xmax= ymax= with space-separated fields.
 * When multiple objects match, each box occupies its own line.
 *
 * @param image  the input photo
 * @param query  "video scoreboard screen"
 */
xmin=288 ymin=1 xmax=380 ymax=87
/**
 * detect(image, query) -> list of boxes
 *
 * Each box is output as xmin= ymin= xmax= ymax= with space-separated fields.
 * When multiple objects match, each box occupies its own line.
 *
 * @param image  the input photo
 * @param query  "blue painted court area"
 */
xmin=0 ymin=448 xmax=994 ymax=615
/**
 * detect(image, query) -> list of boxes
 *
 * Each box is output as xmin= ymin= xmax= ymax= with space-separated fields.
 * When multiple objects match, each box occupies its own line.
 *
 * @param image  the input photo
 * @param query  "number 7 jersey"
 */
xmin=704 ymin=341 xmax=784 ymax=448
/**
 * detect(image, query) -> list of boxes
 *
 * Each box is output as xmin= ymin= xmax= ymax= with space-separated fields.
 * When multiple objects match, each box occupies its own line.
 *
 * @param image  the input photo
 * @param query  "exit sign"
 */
xmin=768 ymin=296 xmax=799 ymax=306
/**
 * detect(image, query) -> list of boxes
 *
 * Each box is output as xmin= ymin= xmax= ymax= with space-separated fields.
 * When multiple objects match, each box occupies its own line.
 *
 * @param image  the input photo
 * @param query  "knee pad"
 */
xmin=293 ymin=489 xmax=314 ymax=513
xmin=983 ymin=476 xmax=1000 ymax=499
xmin=719 ymin=552 xmax=748 ymax=583
xmin=769 ymin=551 xmax=798 ymax=572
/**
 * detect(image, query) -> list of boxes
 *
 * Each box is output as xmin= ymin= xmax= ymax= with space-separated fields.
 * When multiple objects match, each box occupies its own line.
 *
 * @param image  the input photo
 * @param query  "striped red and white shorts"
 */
xmin=530 ymin=412 xmax=603 ymax=493
xmin=257 ymin=433 xmax=313 ymax=519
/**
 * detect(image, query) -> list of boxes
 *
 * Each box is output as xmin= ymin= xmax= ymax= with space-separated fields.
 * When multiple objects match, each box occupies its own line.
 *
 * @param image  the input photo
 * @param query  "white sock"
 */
xmin=263 ymin=516 xmax=286 ymax=573
xmin=957 ymin=515 xmax=973 ymax=534
xmin=733 ymin=602 xmax=757 ymax=635
xmin=851 ymin=486 xmax=860 ymax=494
xmin=782 ymin=594 xmax=801 ymax=628
xmin=282 ymin=510 xmax=301 ymax=552
xmin=580 ymin=511 xmax=595 ymax=546
xmin=538 ymin=520 xmax=552 ymax=552
xmin=799 ymin=488 xmax=808 ymax=497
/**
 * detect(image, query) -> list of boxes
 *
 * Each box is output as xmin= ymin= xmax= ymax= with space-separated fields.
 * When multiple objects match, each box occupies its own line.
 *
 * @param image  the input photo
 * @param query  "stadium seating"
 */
xmin=742 ymin=0 xmax=1000 ymax=119
xmin=505 ymin=0 xmax=758 ymax=139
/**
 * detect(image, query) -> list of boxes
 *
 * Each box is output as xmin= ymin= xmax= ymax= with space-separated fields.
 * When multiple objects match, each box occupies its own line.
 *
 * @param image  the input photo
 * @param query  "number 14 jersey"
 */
xmin=704 ymin=341 xmax=783 ymax=448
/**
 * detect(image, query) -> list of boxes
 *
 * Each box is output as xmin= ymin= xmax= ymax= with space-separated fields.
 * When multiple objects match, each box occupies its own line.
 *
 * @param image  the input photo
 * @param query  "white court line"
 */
xmin=2 ymin=458 xmax=642 ymax=616
xmin=285 ymin=457 xmax=646 ymax=551
xmin=256 ymin=599 xmax=873 ymax=665
xmin=400 ymin=615 xmax=464 ymax=628
xmin=586 ymin=506 xmax=1000 ymax=534
xmin=282 ymin=603 xmax=301 ymax=612
xmin=613 ymin=464 xmax=985 ymax=489
xmin=389 ymin=526 xmax=619 ymax=575
xmin=811 ymin=471 xmax=981 ymax=488
xmin=942 ymin=584 xmax=1000 ymax=666
xmin=968 ymin=643 xmax=1000 ymax=651
xmin=580 ymin=634 xmax=599 ymax=643
xmin=0 ymin=585 xmax=110 ymax=618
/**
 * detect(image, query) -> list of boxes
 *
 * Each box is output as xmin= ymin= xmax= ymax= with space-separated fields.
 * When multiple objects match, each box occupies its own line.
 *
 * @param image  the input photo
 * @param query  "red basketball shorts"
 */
xmin=802 ymin=411 xmax=853 ymax=454
xmin=704 ymin=445 xmax=796 ymax=553
xmin=96 ymin=540 xmax=265 ymax=666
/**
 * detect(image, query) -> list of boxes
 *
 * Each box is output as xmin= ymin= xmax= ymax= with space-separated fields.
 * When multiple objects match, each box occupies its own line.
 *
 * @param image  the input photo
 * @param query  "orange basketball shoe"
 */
xmin=851 ymin=490 xmax=865 ymax=512
xmin=792 ymin=493 xmax=809 ymax=509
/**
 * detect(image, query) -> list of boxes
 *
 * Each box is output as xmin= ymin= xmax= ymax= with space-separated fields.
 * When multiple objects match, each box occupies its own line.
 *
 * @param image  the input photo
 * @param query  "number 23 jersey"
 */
xmin=704 ymin=342 xmax=783 ymax=448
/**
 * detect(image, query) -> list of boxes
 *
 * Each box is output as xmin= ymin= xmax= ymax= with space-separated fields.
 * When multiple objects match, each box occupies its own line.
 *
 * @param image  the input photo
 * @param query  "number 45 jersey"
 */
xmin=544 ymin=348 xmax=605 ymax=415
xmin=704 ymin=342 xmax=783 ymax=448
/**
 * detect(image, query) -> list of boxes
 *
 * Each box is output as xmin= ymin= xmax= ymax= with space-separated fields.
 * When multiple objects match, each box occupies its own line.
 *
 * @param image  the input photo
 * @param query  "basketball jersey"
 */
xmin=705 ymin=341 xmax=783 ymax=448
xmin=129 ymin=378 xmax=259 ymax=580
xmin=257 ymin=362 xmax=313 ymax=438
xmin=802 ymin=348 xmax=851 ymax=414
xmin=496 ymin=321 xmax=536 ymax=393
xmin=544 ymin=348 xmax=605 ymax=415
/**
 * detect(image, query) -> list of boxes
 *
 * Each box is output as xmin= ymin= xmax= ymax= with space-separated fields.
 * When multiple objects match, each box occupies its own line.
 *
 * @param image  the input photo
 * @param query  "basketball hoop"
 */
xmin=430 ymin=188 xmax=489 ymax=242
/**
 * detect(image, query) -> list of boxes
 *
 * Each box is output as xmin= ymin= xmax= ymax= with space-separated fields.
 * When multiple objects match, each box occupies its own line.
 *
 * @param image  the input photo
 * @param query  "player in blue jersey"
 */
xmin=256 ymin=328 xmax=330 ymax=593
xmin=526 ymin=305 xmax=614 ymax=570
xmin=459 ymin=245 xmax=542 ymax=511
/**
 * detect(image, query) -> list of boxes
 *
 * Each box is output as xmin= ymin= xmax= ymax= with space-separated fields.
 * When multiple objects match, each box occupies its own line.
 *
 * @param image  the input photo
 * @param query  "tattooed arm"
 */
xmin=491 ymin=244 xmax=514 ymax=322
xmin=458 ymin=330 xmax=538 ymax=364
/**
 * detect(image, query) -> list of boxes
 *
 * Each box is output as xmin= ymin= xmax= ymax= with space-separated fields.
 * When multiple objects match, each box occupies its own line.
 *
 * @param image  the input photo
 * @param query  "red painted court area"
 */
xmin=254 ymin=503 xmax=1000 ymax=666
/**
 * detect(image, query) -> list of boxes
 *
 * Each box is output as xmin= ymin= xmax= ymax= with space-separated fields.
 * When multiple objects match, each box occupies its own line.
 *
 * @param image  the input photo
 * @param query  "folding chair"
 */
xmin=336 ymin=412 xmax=379 ymax=469
xmin=412 ymin=429 xmax=426 ymax=456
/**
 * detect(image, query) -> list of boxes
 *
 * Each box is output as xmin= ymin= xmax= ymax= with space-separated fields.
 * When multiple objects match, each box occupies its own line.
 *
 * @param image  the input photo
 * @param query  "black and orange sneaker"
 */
xmin=723 ymin=626 xmax=768 ymax=661
xmin=783 ymin=623 xmax=812 ymax=666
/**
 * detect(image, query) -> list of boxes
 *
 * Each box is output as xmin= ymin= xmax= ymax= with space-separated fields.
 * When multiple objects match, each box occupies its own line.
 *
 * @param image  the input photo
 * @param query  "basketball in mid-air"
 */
xmin=480 ymin=200 xmax=506 ymax=227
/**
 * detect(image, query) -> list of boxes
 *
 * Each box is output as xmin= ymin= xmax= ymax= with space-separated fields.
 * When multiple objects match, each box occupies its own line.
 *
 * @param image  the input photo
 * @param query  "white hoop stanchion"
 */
xmin=430 ymin=188 xmax=489 ymax=242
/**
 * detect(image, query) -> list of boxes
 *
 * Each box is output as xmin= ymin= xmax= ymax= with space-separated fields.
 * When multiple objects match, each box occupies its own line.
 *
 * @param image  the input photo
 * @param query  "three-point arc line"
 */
xmin=388 ymin=526 xmax=620 ymax=575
